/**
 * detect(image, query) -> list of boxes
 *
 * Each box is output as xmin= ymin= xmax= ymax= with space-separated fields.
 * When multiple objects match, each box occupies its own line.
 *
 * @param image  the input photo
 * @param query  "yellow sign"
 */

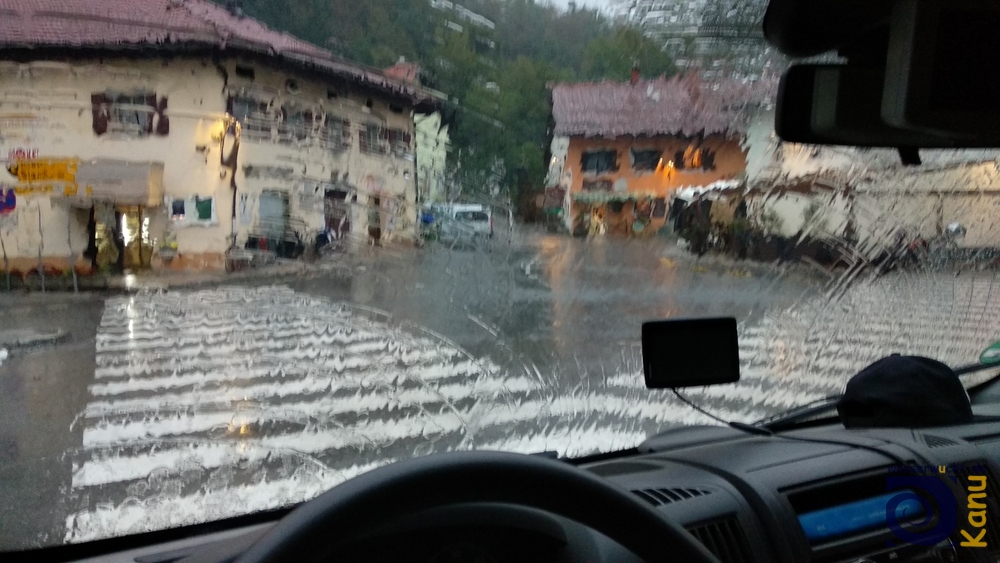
xmin=7 ymin=159 xmax=79 ymax=184
xmin=13 ymin=183 xmax=92 ymax=197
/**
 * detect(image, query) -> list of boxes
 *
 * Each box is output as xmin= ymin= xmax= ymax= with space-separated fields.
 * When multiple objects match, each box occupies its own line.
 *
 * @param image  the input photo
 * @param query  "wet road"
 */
xmin=4 ymin=230 xmax=1000 ymax=550
xmin=282 ymin=233 xmax=819 ymax=383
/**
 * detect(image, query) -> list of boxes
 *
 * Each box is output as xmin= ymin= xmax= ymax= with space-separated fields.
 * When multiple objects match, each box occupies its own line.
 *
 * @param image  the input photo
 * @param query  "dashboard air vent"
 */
xmin=687 ymin=517 xmax=756 ymax=563
xmin=923 ymin=434 xmax=959 ymax=448
xmin=632 ymin=487 xmax=712 ymax=507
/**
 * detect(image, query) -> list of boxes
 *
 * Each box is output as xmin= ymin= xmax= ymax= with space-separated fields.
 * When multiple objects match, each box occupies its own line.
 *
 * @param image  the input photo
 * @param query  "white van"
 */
xmin=437 ymin=204 xmax=493 ymax=241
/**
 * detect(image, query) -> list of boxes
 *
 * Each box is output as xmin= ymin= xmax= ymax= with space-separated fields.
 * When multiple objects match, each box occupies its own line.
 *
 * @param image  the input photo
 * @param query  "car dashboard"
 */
xmin=60 ymin=406 xmax=1000 ymax=563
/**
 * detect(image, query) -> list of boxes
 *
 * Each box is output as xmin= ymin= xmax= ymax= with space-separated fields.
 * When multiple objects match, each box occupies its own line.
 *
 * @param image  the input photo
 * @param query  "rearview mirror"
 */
xmin=773 ymin=0 xmax=1000 ymax=149
xmin=641 ymin=318 xmax=741 ymax=389
xmin=776 ymin=65 xmax=979 ymax=148
xmin=884 ymin=0 xmax=1000 ymax=138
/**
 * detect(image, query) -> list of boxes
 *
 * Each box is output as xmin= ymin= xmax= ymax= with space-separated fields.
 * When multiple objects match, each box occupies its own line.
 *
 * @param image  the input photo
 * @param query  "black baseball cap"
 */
xmin=837 ymin=355 xmax=973 ymax=428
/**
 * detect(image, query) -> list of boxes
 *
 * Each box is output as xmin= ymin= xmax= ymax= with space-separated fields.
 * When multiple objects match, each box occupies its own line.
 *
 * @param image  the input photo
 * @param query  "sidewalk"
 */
xmin=0 ymin=328 xmax=68 ymax=349
xmin=0 ymin=254 xmax=372 ymax=294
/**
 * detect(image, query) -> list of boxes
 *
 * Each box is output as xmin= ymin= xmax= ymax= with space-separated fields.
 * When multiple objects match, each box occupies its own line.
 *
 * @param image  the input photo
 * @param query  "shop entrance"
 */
xmin=89 ymin=204 xmax=152 ymax=272
xmin=324 ymin=189 xmax=351 ymax=239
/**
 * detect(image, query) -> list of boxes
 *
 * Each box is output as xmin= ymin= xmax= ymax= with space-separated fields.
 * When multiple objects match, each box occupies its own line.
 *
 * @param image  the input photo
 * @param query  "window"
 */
xmin=673 ymin=146 xmax=717 ymax=171
xmin=168 ymin=196 xmax=217 ymax=226
xmin=581 ymin=150 xmax=618 ymax=175
xmin=582 ymin=179 xmax=612 ymax=192
xmin=360 ymin=124 xmax=386 ymax=155
xmin=319 ymin=116 xmax=352 ymax=152
xmin=386 ymin=128 xmax=412 ymax=155
xmin=234 ymin=66 xmax=255 ymax=80
xmin=631 ymin=149 xmax=663 ymax=172
xmin=92 ymin=91 xmax=160 ymax=136
xmin=231 ymin=96 xmax=272 ymax=141
xmin=277 ymin=108 xmax=310 ymax=145
xmin=456 ymin=211 xmax=489 ymax=222
xmin=230 ymin=97 xmax=351 ymax=151
xmin=109 ymin=92 xmax=153 ymax=134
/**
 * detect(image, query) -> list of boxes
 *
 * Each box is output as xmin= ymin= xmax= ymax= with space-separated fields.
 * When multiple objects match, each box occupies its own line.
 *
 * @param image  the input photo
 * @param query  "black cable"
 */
xmin=670 ymin=389 xmax=912 ymax=467
xmin=670 ymin=389 xmax=733 ymax=426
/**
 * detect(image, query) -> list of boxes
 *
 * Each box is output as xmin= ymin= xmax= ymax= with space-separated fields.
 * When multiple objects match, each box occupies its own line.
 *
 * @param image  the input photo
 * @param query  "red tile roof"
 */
xmin=551 ymin=73 xmax=777 ymax=139
xmin=0 ymin=0 xmax=437 ymax=106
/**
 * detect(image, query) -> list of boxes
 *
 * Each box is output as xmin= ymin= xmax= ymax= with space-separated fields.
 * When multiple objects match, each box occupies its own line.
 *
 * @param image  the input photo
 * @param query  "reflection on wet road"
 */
xmin=4 ymin=233 xmax=1000 ymax=547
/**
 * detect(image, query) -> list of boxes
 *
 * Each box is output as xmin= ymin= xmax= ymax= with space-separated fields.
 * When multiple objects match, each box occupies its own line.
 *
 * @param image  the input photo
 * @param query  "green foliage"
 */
xmin=729 ymin=218 xmax=752 ymax=234
xmin=583 ymin=27 xmax=677 ymax=82
xmin=222 ymin=0 xmax=675 ymax=200
xmin=757 ymin=209 xmax=784 ymax=235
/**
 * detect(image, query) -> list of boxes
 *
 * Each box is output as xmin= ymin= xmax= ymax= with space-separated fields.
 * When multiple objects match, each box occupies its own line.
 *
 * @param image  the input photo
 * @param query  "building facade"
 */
xmin=548 ymin=73 xmax=771 ymax=236
xmin=384 ymin=60 xmax=451 ymax=205
xmin=0 ymin=0 xmax=437 ymax=277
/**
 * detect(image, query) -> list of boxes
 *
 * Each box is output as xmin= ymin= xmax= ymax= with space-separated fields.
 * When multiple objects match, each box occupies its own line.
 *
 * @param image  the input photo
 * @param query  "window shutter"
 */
xmin=155 ymin=96 xmax=170 ymax=136
xmin=91 ymin=93 xmax=109 ymax=135
xmin=145 ymin=93 xmax=157 ymax=134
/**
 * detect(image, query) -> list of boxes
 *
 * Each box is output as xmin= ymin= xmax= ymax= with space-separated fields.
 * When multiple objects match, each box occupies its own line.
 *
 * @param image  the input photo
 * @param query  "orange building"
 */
xmin=547 ymin=72 xmax=770 ymax=236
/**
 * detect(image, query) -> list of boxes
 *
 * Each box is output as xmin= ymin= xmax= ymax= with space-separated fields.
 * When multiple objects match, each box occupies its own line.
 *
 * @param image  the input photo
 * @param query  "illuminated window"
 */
xmin=674 ymin=146 xmax=717 ymax=171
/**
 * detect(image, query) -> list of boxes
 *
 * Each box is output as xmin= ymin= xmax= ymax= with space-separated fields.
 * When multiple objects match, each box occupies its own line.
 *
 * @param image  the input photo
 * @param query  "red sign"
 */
xmin=7 ymin=148 xmax=39 ymax=161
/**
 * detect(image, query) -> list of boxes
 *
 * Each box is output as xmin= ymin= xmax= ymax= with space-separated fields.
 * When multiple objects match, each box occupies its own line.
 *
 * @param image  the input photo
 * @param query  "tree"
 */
xmin=583 ymin=27 xmax=677 ymax=81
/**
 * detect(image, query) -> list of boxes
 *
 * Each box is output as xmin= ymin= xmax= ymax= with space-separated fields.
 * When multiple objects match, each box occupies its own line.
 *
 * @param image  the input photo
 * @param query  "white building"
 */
xmin=414 ymin=113 xmax=451 ymax=204
xmin=383 ymin=60 xmax=451 ymax=205
xmin=0 ymin=0 xmax=439 ymax=276
xmin=743 ymin=110 xmax=1000 ymax=253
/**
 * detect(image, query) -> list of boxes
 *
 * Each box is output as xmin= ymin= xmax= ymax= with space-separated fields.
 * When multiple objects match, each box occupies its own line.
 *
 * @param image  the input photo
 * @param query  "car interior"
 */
xmin=17 ymin=0 xmax=1000 ymax=562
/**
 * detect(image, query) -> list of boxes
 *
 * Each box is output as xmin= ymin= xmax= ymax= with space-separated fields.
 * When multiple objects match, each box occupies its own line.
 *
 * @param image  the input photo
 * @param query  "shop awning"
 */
xmin=72 ymin=160 xmax=164 ymax=207
xmin=673 ymin=179 xmax=744 ymax=202
xmin=10 ymin=159 xmax=165 ymax=207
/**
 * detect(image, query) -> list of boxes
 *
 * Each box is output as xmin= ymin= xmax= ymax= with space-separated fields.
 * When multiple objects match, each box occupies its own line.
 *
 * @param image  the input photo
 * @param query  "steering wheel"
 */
xmin=235 ymin=451 xmax=721 ymax=563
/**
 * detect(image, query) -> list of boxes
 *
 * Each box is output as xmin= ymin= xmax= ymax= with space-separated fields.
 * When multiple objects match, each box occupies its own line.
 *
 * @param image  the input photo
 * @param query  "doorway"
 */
xmin=258 ymin=191 xmax=289 ymax=247
xmin=92 ymin=204 xmax=152 ymax=272
xmin=324 ymin=189 xmax=351 ymax=239
xmin=368 ymin=196 xmax=382 ymax=245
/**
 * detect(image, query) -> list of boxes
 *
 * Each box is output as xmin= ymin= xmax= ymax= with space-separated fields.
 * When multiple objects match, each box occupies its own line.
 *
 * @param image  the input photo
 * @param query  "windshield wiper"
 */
xmin=753 ymin=394 xmax=842 ymax=430
xmin=757 ymin=361 xmax=1000 ymax=431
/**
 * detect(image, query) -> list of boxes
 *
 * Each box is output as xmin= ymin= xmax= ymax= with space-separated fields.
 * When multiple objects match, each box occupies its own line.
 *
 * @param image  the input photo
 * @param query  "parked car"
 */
xmin=437 ymin=203 xmax=493 ymax=243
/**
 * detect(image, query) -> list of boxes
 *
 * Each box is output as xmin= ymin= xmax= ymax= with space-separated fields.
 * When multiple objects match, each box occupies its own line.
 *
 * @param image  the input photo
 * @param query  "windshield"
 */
xmin=456 ymin=210 xmax=490 ymax=221
xmin=3 ymin=0 xmax=1000 ymax=553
